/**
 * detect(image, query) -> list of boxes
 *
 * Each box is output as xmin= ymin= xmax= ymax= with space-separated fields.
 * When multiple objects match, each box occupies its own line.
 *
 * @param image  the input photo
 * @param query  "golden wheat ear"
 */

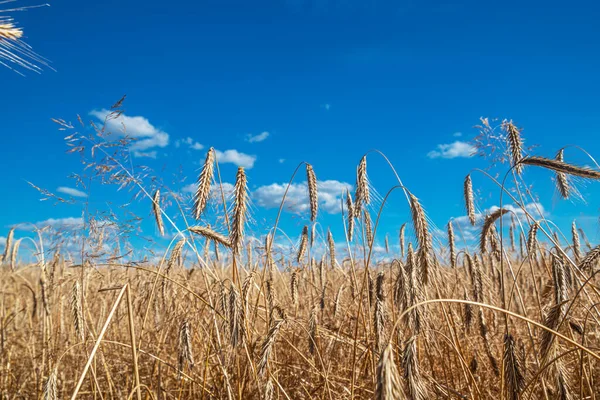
xmin=0 ymin=9 xmax=51 ymax=74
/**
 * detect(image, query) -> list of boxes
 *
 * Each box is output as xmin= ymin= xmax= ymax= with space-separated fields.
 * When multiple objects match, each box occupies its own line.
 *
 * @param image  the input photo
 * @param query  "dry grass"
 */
xmin=2 ymin=115 xmax=600 ymax=399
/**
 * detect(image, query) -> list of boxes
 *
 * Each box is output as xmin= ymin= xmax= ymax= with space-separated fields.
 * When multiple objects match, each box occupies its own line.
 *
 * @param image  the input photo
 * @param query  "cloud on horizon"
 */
xmin=16 ymin=217 xmax=84 ymax=231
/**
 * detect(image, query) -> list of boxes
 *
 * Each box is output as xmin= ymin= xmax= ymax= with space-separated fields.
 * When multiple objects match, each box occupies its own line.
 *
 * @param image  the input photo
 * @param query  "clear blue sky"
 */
xmin=2 ymin=0 xmax=600 ymax=257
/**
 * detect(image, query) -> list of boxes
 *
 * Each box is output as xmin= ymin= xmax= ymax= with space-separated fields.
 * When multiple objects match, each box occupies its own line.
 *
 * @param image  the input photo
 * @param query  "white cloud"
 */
xmin=279 ymin=159 xmax=285 ymax=163
xmin=133 ymin=150 xmax=157 ymax=159
xmin=18 ymin=217 xmax=84 ymax=231
xmin=215 ymin=149 xmax=256 ymax=169
xmin=176 ymin=137 xmax=204 ymax=150
xmin=89 ymin=109 xmax=169 ymax=155
xmin=246 ymin=131 xmax=270 ymax=143
xmin=254 ymin=180 xmax=352 ymax=214
xmin=427 ymin=141 xmax=476 ymax=159
xmin=453 ymin=132 xmax=462 ymax=137
xmin=57 ymin=186 xmax=87 ymax=198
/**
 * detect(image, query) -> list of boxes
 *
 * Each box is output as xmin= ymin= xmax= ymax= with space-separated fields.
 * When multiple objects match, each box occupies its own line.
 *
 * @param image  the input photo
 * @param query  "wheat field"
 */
xmin=1 ymin=112 xmax=600 ymax=400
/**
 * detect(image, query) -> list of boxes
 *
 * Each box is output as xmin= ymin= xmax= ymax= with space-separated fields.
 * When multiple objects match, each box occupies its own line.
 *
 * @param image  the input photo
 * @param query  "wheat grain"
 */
xmin=354 ymin=155 xmax=370 ymax=215
xmin=152 ymin=189 xmax=164 ymax=236
xmin=306 ymin=163 xmax=318 ymax=222
xmin=503 ymin=333 xmax=525 ymax=400
xmin=399 ymin=223 xmax=406 ymax=258
xmin=71 ymin=282 xmax=84 ymax=342
xmin=521 ymin=156 xmax=600 ymax=179
xmin=258 ymin=318 xmax=286 ymax=376
xmin=409 ymin=194 xmax=434 ymax=285
xmin=297 ymin=226 xmax=308 ymax=264
xmin=572 ymin=220 xmax=581 ymax=262
xmin=503 ymin=120 xmax=524 ymax=174
xmin=189 ymin=226 xmax=231 ymax=248
xmin=178 ymin=320 xmax=194 ymax=373
xmin=447 ymin=221 xmax=456 ymax=268
xmin=327 ymin=228 xmax=336 ymax=268
xmin=193 ymin=148 xmax=215 ymax=219
xmin=464 ymin=175 xmax=476 ymax=226
xmin=231 ymin=167 xmax=248 ymax=255
xmin=375 ymin=343 xmax=404 ymax=400
xmin=555 ymin=149 xmax=570 ymax=198
xmin=480 ymin=208 xmax=508 ymax=255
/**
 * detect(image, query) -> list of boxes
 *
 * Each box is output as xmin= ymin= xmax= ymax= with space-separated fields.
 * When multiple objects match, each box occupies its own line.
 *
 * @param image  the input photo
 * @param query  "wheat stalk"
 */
xmin=152 ymin=189 xmax=164 ymax=236
xmin=189 ymin=226 xmax=231 ymax=248
xmin=521 ymin=156 xmax=600 ymax=179
xmin=0 ymin=21 xmax=23 ymax=40
xmin=308 ymin=304 xmax=318 ymax=355
xmin=231 ymin=167 xmax=248 ymax=255
xmin=327 ymin=229 xmax=336 ymax=268
xmin=258 ymin=318 xmax=286 ymax=376
xmin=178 ymin=319 xmax=194 ymax=374
xmin=527 ymin=222 xmax=539 ymax=255
xmin=10 ymin=238 xmax=20 ymax=271
xmin=290 ymin=270 xmax=298 ymax=305
xmin=399 ymin=223 xmax=406 ymax=258
xmin=374 ymin=271 xmax=386 ymax=353
xmin=228 ymin=285 xmax=244 ymax=347
xmin=579 ymin=244 xmax=600 ymax=271
xmin=409 ymin=194 xmax=434 ymax=285
xmin=365 ymin=210 xmax=374 ymax=248
xmin=42 ymin=368 xmax=58 ymax=400
xmin=354 ymin=155 xmax=370 ymax=215
xmin=402 ymin=336 xmax=427 ymax=400
xmin=447 ymin=221 xmax=456 ymax=268
xmin=193 ymin=147 xmax=215 ymax=219
xmin=71 ymin=282 xmax=85 ymax=342
xmin=571 ymin=220 xmax=581 ymax=262
xmin=464 ymin=175 xmax=476 ymax=226
xmin=555 ymin=149 xmax=570 ymax=198
xmin=503 ymin=120 xmax=524 ymax=174
xmin=480 ymin=208 xmax=508 ymax=255
xmin=306 ymin=163 xmax=318 ymax=221
xmin=1 ymin=227 xmax=14 ymax=265
xmin=503 ymin=333 xmax=525 ymax=400
xmin=374 ymin=343 xmax=404 ymax=400
xmin=296 ymin=226 xmax=308 ymax=264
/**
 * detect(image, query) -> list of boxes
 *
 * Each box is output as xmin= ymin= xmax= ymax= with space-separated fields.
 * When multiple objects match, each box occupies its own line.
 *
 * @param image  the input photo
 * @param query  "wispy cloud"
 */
xmin=17 ymin=217 xmax=84 ymax=231
xmin=279 ymin=159 xmax=285 ymax=163
xmin=453 ymin=132 xmax=462 ymax=137
xmin=132 ymin=150 xmax=157 ymax=159
xmin=321 ymin=103 xmax=331 ymax=111
xmin=0 ymin=236 xmax=5 ymax=247
xmin=246 ymin=131 xmax=269 ymax=143
xmin=215 ymin=149 xmax=256 ymax=169
xmin=57 ymin=186 xmax=87 ymax=198
xmin=89 ymin=109 xmax=169 ymax=156
xmin=254 ymin=180 xmax=352 ymax=214
xmin=176 ymin=137 xmax=204 ymax=150
xmin=427 ymin=141 xmax=476 ymax=159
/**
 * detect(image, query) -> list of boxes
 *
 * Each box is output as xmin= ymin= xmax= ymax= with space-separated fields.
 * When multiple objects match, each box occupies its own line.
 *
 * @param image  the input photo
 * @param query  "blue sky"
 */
xmin=2 ymin=0 xmax=600 ymax=258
